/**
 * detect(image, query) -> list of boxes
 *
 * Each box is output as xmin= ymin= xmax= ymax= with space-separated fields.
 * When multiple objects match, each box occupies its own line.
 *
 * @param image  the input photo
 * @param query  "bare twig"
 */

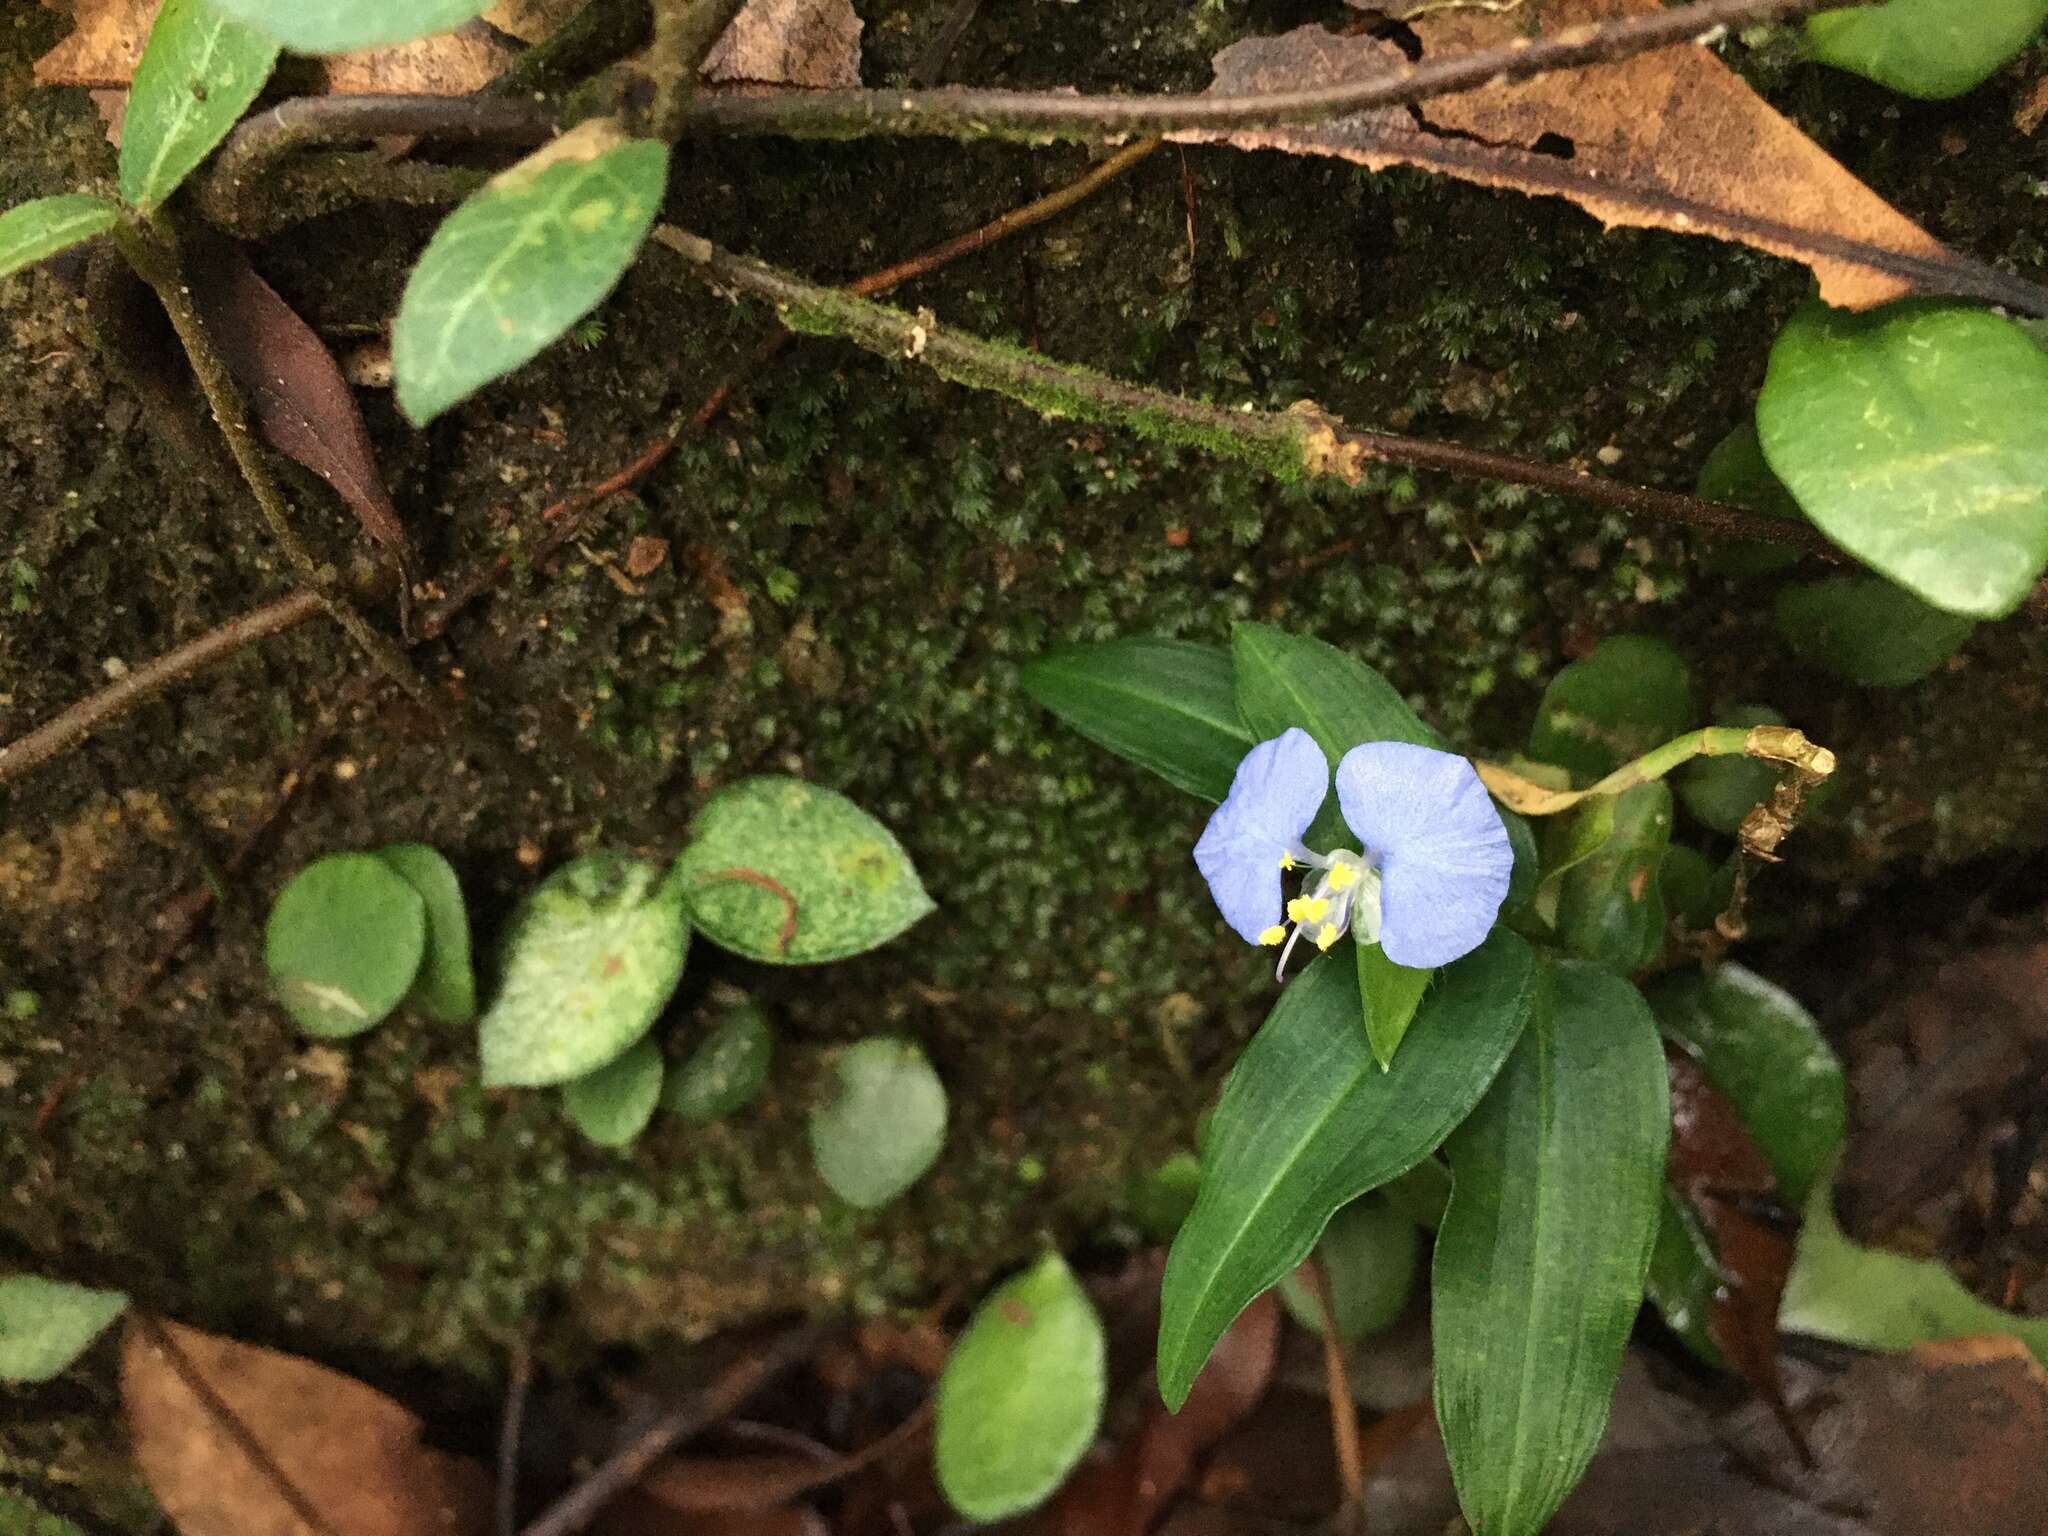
xmin=1303 ymin=1260 xmax=1366 ymax=1533
xmin=519 ymin=1322 xmax=828 ymax=1536
xmin=498 ymin=1333 xmax=535 ymax=1536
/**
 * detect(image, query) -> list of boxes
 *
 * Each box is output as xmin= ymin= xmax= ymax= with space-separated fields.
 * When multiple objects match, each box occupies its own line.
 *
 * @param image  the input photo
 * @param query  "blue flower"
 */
xmin=1194 ymin=730 xmax=1512 ymax=972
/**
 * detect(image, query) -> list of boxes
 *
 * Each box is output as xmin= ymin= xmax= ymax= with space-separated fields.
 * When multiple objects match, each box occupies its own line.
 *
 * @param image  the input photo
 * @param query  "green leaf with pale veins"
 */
xmin=563 ymin=1035 xmax=664 ymax=1148
xmin=808 ymin=1037 xmax=948 ymax=1208
xmin=1157 ymin=932 xmax=1535 ymax=1408
xmin=1808 ymin=0 xmax=2048 ymax=100
xmin=0 ymin=1276 xmax=128 ymax=1383
xmin=934 ymin=1252 xmax=1107 ymax=1522
xmin=673 ymin=776 xmax=934 ymax=965
xmin=1757 ymin=300 xmax=2048 ymax=619
xmin=376 ymin=844 xmax=476 ymax=1025
xmin=1551 ymin=782 xmax=1672 ymax=973
xmin=264 ymin=854 xmax=426 ymax=1038
xmin=477 ymin=852 xmax=689 ymax=1087
xmin=0 ymin=196 xmax=120 ymax=282
xmin=1775 ymin=574 xmax=1976 ymax=687
xmin=394 ymin=124 xmax=669 ymax=425
xmin=204 ymin=0 xmax=491 ymax=53
xmin=1433 ymin=960 xmax=1670 ymax=1536
xmin=1528 ymin=636 xmax=1694 ymax=785
xmin=119 ymin=0 xmax=280 ymax=212
xmin=1021 ymin=638 xmax=1251 ymax=802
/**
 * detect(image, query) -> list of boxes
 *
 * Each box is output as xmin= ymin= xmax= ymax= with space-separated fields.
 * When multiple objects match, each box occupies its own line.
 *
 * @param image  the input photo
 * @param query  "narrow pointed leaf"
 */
xmin=1232 ymin=622 xmax=1441 ymax=758
xmin=120 ymin=0 xmax=280 ymax=212
xmin=0 ymin=195 xmax=119 ymax=282
xmin=1356 ymin=939 xmax=1432 ymax=1070
xmin=1021 ymin=638 xmax=1250 ymax=802
xmin=1157 ymin=930 xmax=1534 ymax=1408
xmin=204 ymin=0 xmax=492 ymax=53
xmin=1433 ymin=960 xmax=1670 ymax=1536
xmin=0 ymin=1276 xmax=127 ymax=1383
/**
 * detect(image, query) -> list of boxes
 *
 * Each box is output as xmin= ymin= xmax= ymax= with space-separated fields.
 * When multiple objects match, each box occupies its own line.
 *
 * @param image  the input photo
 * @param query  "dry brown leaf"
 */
xmin=1172 ymin=2 xmax=1971 ymax=311
xmin=320 ymin=22 xmax=516 ymax=96
xmin=702 ymin=0 xmax=862 ymax=90
xmin=33 ymin=0 xmax=156 ymax=88
xmin=121 ymin=1316 xmax=490 ymax=1536
xmin=482 ymin=0 xmax=587 ymax=45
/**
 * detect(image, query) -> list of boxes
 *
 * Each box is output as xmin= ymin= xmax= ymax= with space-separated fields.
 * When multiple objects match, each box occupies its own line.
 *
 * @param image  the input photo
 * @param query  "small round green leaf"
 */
xmin=673 ymin=777 xmax=935 ymax=965
xmin=1678 ymin=706 xmax=1787 ymax=836
xmin=1694 ymin=422 xmax=1802 ymax=579
xmin=663 ymin=990 xmax=774 ymax=1123
xmin=1774 ymin=574 xmax=1976 ymax=687
xmin=1528 ymin=636 xmax=1695 ymax=785
xmin=0 ymin=1276 xmax=128 ymax=1383
xmin=119 ymin=0 xmax=280 ymax=212
xmin=807 ymin=1037 xmax=947 ymax=1209
xmin=394 ymin=126 xmax=669 ymax=425
xmin=1127 ymin=1151 xmax=1203 ymax=1242
xmin=375 ymin=844 xmax=477 ymax=1025
xmin=1808 ymin=0 xmax=2048 ymax=100
xmin=934 ymin=1252 xmax=1107 ymax=1523
xmin=203 ymin=0 xmax=490 ymax=53
xmin=1757 ymin=301 xmax=2048 ymax=619
xmin=1276 ymin=1195 xmax=1420 ymax=1343
xmin=477 ymin=853 xmax=689 ymax=1087
xmin=0 ymin=195 xmax=120 ymax=283
xmin=563 ymin=1035 xmax=664 ymax=1148
xmin=265 ymin=854 xmax=427 ymax=1038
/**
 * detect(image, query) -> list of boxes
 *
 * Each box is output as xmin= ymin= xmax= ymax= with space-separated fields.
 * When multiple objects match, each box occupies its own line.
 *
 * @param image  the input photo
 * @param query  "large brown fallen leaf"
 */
xmin=121 ymin=1316 xmax=490 ymax=1536
xmin=1171 ymin=1 xmax=2036 ymax=312
xmin=702 ymin=0 xmax=863 ymax=90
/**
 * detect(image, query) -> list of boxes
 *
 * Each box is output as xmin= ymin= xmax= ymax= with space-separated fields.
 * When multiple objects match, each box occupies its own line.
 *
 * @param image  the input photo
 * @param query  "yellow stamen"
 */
xmin=1325 ymin=862 xmax=1360 ymax=892
xmin=1258 ymin=925 xmax=1288 ymax=946
xmin=1314 ymin=926 xmax=1339 ymax=952
xmin=1279 ymin=852 xmax=1297 ymax=871
xmin=1287 ymin=896 xmax=1330 ymax=924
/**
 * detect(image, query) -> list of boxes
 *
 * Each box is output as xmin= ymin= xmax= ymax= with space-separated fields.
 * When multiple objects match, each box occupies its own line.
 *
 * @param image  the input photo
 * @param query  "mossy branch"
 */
xmin=643 ymin=0 xmax=749 ymax=139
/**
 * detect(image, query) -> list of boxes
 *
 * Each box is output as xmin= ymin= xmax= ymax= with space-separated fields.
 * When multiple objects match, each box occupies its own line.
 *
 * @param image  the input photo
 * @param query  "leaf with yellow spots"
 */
xmin=672 ymin=776 xmax=935 ymax=965
xmin=392 ymin=120 xmax=669 ymax=425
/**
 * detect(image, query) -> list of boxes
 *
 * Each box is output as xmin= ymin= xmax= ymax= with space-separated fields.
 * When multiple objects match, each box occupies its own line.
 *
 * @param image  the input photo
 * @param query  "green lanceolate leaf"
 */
xmin=264 ymin=853 xmax=427 ymax=1038
xmin=1695 ymin=421 xmax=1802 ymax=578
xmin=1356 ymin=939 xmax=1433 ymax=1070
xmin=477 ymin=852 xmax=689 ymax=1087
xmin=663 ymin=988 xmax=774 ymax=1122
xmin=1275 ymin=1194 xmax=1420 ymax=1342
xmin=204 ymin=0 xmax=491 ymax=53
xmin=808 ymin=1037 xmax=948 ymax=1208
xmin=1157 ymin=931 xmax=1535 ymax=1408
xmin=563 ymin=1034 xmax=664 ymax=1148
xmin=1775 ymin=574 xmax=1976 ymax=687
xmin=934 ymin=1252 xmax=1108 ymax=1522
xmin=1678 ymin=706 xmax=1787 ymax=836
xmin=1808 ymin=0 xmax=2048 ymax=99
xmin=0 ymin=196 xmax=120 ymax=282
xmin=673 ymin=776 xmax=934 ymax=964
xmin=1232 ymin=622 xmax=1441 ymax=757
xmin=1528 ymin=635 xmax=1695 ymax=784
xmin=1433 ymin=960 xmax=1670 ymax=1536
xmin=1552 ymin=782 xmax=1672 ymax=972
xmin=394 ymin=123 xmax=669 ymax=425
xmin=119 ymin=0 xmax=280 ymax=212
xmin=0 ymin=1276 xmax=128 ymax=1383
xmin=1021 ymin=638 xmax=1251 ymax=802
xmin=375 ymin=844 xmax=476 ymax=1025
xmin=1757 ymin=300 xmax=2048 ymax=619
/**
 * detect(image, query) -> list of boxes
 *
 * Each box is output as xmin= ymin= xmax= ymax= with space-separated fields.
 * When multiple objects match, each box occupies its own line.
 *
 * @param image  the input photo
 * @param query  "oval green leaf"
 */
xmin=1157 ymin=930 xmax=1536 ymax=1408
xmin=0 ymin=1275 xmax=128 ymax=1384
xmin=1678 ymin=706 xmax=1787 ymax=836
xmin=204 ymin=0 xmax=491 ymax=53
xmin=563 ymin=1034 xmax=664 ymax=1148
xmin=264 ymin=853 xmax=426 ymax=1038
xmin=1127 ymin=1151 xmax=1204 ymax=1242
xmin=0 ymin=195 xmax=120 ymax=282
xmin=1694 ymin=421 xmax=1802 ymax=579
xmin=934 ymin=1251 xmax=1107 ymax=1523
xmin=1774 ymin=574 xmax=1976 ymax=687
xmin=375 ymin=844 xmax=476 ymax=1025
xmin=673 ymin=776 xmax=935 ymax=965
xmin=477 ymin=852 xmax=689 ymax=1087
xmin=1552 ymin=782 xmax=1672 ymax=973
xmin=119 ymin=0 xmax=280 ymax=212
xmin=1433 ymin=960 xmax=1670 ymax=1536
xmin=1021 ymin=638 xmax=1251 ymax=802
xmin=663 ymin=989 xmax=774 ymax=1122
xmin=394 ymin=125 xmax=669 ymax=426
xmin=808 ymin=1037 xmax=947 ymax=1209
xmin=1275 ymin=1194 xmax=1420 ymax=1343
xmin=1757 ymin=300 xmax=2048 ymax=619
xmin=1528 ymin=635 xmax=1695 ymax=784
xmin=1808 ymin=0 xmax=2048 ymax=99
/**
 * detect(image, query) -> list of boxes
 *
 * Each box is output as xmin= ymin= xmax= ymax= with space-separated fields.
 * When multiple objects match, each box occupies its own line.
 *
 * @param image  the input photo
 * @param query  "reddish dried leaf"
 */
xmin=320 ymin=23 xmax=515 ymax=95
xmin=600 ymin=1493 xmax=829 ymax=1536
xmin=702 ymin=0 xmax=862 ymax=89
xmin=1171 ymin=2 xmax=2005 ymax=312
xmin=184 ymin=237 xmax=408 ymax=555
xmin=120 ymin=1316 xmax=490 ymax=1536
xmin=33 ymin=0 xmax=157 ymax=88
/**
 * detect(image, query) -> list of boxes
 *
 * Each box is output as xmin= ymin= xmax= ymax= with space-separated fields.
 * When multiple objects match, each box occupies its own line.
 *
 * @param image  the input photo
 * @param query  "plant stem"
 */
xmin=674 ymin=0 xmax=1858 ymax=144
xmin=1476 ymin=724 xmax=1837 ymax=817
xmin=112 ymin=216 xmax=432 ymax=705
xmin=644 ymin=0 xmax=749 ymax=139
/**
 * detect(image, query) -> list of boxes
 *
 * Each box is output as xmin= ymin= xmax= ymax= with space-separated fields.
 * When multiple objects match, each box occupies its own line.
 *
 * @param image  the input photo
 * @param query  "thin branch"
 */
xmin=1303 ymin=1260 xmax=1366 ymax=1533
xmin=673 ymin=0 xmax=1860 ymax=144
xmin=644 ymin=0 xmax=749 ymax=139
xmin=498 ymin=1333 xmax=535 ymax=1536
xmin=519 ymin=1322 xmax=828 ymax=1536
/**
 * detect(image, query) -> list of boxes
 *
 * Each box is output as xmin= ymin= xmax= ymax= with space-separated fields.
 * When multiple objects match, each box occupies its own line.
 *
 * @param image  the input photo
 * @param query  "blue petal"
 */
xmin=1335 ymin=741 xmax=1511 ymax=968
xmin=1193 ymin=728 xmax=1328 ymax=943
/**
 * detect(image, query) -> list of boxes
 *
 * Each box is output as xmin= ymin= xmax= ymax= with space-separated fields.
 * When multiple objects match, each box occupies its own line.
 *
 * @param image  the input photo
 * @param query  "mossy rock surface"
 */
xmin=3 ymin=7 xmax=2047 ymax=1526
